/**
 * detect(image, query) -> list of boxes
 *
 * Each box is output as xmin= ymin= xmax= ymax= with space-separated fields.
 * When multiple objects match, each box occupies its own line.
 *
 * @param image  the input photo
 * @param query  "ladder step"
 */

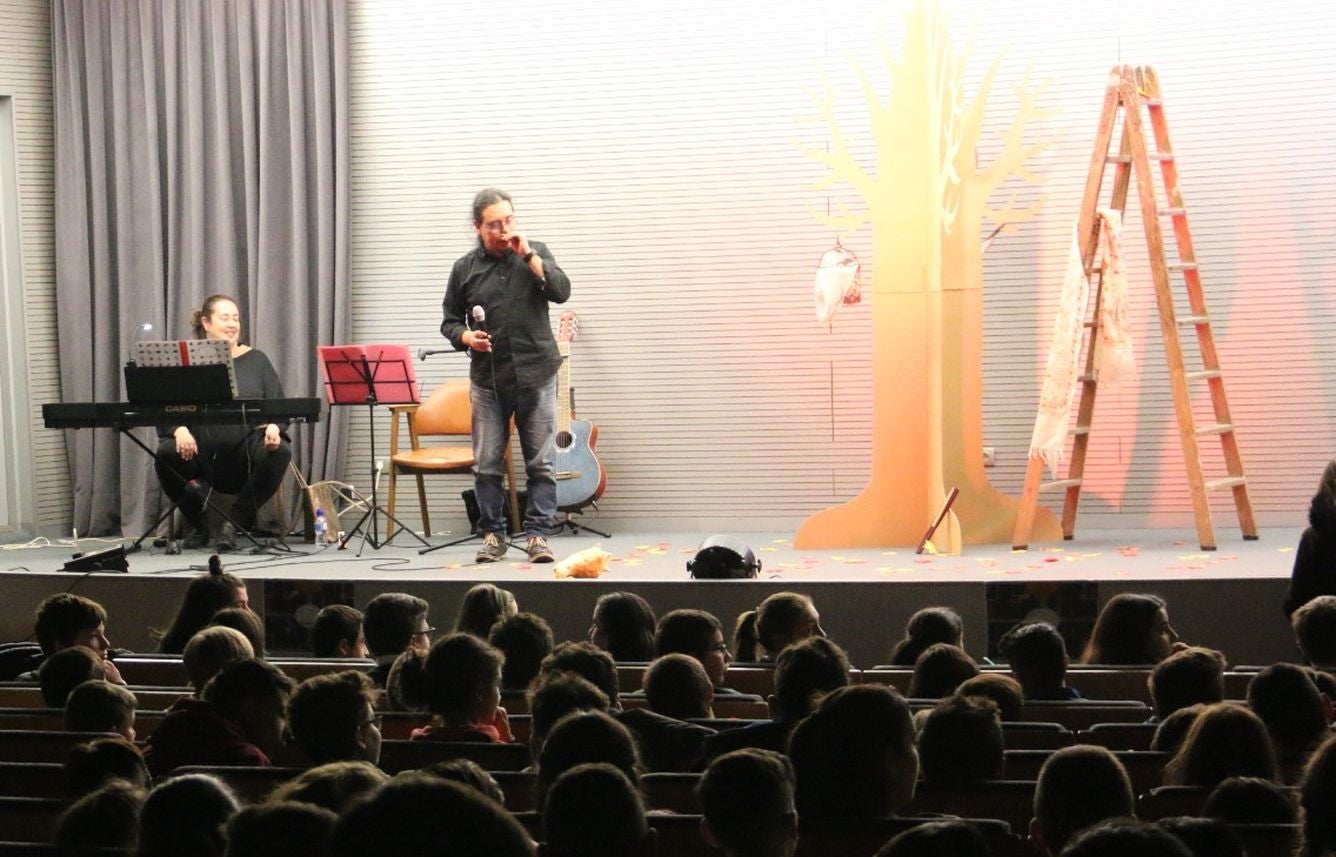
xmin=1107 ymin=153 xmax=1175 ymax=163
xmin=1205 ymin=476 xmax=1247 ymax=491
xmin=1076 ymin=373 xmax=1096 ymax=384
xmin=1178 ymin=315 xmax=1210 ymax=327
xmin=1069 ymin=426 xmax=1090 ymax=436
xmin=1196 ymin=423 xmax=1234 ymax=437
xmin=1185 ymin=369 xmax=1222 ymax=382
xmin=1040 ymin=479 xmax=1083 ymax=492
xmin=1167 ymin=262 xmax=1199 ymax=272
xmin=1158 ymin=207 xmax=1187 ymax=217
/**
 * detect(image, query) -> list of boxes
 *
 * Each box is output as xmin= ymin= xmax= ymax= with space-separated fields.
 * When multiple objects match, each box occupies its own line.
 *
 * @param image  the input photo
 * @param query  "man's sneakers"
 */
xmin=526 ymin=536 xmax=555 ymax=563
xmin=476 ymin=532 xmax=508 ymax=563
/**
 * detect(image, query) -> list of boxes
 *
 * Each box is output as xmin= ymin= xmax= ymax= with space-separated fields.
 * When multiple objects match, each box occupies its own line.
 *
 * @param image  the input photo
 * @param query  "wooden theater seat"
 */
xmin=904 ymin=780 xmax=1037 ymax=831
xmin=170 ymin=766 xmax=306 ymax=803
xmin=377 ymin=739 xmax=531 ymax=774
xmin=1076 ymin=722 xmax=1158 ymax=751
xmin=0 ymin=763 xmax=66 ymax=799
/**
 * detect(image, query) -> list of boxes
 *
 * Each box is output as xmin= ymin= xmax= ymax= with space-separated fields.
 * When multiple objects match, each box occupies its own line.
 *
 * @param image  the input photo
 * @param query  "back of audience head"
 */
xmin=656 ymin=608 xmax=731 ymax=687
xmin=39 ymin=645 xmax=106 ymax=707
xmin=423 ymin=632 xmax=504 ymax=727
xmin=421 ymin=758 xmax=506 ymax=805
xmin=489 ymin=611 xmax=554 ymax=691
xmin=1080 ymin=592 xmax=1181 ymax=665
xmin=385 ymin=645 xmax=431 ymax=711
xmin=287 ymin=669 xmax=382 ymax=765
xmin=1151 ymin=703 xmax=1208 ymax=754
xmin=528 ymin=671 xmax=612 ymax=759
xmin=202 ymin=658 xmax=297 ymax=759
xmin=184 ymin=626 xmax=255 ymax=695
xmin=453 ymin=583 xmax=517 ymax=639
xmin=209 ymin=605 xmax=266 ymax=657
xmin=362 ymin=592 xmax=431 ymax=658
xmin=918 ymin=695 xmax=1004 ymax=784
xmin=329 ymin=773 xmax=533 ymax=857
xmin=789 ymin=683 xmax=918 ymax=820
xmin=536 ymin=710 xmax=642 ymax=809
xmin=1154 ymin=817 xmax=1245 ymax=857
xmin=540 ymin=641 xmax=621 ymax=704
xmin=311 ymin=604 xmax=367 ymax=658
xmin=54 ymin=779 xmax=145 ymax=850
xmin=1202 ymin=775 xmax=1299 ymax=824
xmin=772 ymin=636 xmax=851 ymax=721
xmin=889 ymin=606 xmax=964 ymax=666
xmin=698 ymin=749 xmax=797 ymax=857
xmin=267 ymin=760 xmax=388 ymax=814
xmin=1293 ymin=595 xmax=1336 ymax=668
xmin=34 ymin=592 xmax=110 ymax=656
xmin=591 ymin=591 xmax=657 ymax=662
xmin=1057 ymin=818 xmax=1193 ymax=857
xmin=1300 ymin=733 xmax=1336 ymax=857
xmin=644 ymin=652 xmax=714 ymax=720
xmin=64 ymin=678 xmax=137 ymax=739
xmin=1162 ymin=702 xmax=1277 ymax=788
xmin=956 ymin=672 xmax=1024 ymax=722
xmin=1031 ymin=745 xmax=1135 ymax=855
xmin=875 ymin=819 xmax=991 ymax=857
xmin=908 ymin=643 xmax=979 ymax=698
xmin=224 ymin=800 xmax=337 ymax=857
xmin=732 ymin=592 xmax=822 ymax=663
xmin=999 ymin=621 xmax=1070 ymax=697
xmin=1247 ymin=662 xmax=1332 ymax=759
xmin=66 ymin=736 xmax=151 ymax=797
xmin=543 ymin=763 xmax=652 ymax=857
xmin=137 ymin=772 xmax=241 ymax=857
xmin=1150 ymin=646 xmax=1226 ymax=719
xmin=156 ymin=564 xmax=248 ymax=654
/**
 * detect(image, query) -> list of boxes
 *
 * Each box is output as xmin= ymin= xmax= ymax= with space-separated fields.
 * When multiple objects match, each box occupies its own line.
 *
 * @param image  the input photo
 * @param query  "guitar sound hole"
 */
xmin=555 ymin=431 xmax=573 ymax=450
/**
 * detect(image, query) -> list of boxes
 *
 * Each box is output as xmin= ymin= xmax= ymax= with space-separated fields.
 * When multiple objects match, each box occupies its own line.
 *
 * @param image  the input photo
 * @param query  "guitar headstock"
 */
xmin=558 ymin=309 xmax=580 ymax=344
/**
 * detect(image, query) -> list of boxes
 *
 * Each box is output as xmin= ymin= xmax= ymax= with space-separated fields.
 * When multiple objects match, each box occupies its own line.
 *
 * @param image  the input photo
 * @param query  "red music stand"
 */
xmin=318 ymin=344 xmax=428 ymax=552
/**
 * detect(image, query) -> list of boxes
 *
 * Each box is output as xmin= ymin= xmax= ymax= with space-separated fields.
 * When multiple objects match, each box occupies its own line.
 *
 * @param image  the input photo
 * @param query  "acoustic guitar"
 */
xmin=554 ymin=310 xmax=607 ymax=511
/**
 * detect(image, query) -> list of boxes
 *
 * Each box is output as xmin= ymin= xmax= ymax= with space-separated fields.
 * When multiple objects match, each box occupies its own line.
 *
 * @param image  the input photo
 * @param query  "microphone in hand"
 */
xmin=470 ymin=305 xmax=492 ymax=352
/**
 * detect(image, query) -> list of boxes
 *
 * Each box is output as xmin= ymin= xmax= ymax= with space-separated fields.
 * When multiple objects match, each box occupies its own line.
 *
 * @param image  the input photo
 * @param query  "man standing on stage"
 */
xmin=442 ymin=188 xmax=571 ymax=563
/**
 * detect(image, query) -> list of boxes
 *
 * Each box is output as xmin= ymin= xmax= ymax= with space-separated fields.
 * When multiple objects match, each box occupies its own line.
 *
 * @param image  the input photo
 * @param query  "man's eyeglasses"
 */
xmin=361 ymin=714 xmax=384 ymax=730
xmin=482 ymin=216 xmax=516 ymax=233
xmin=413 ymin=627 xmax=436 ymax=640
xmin=705 ymin=643 xmax=730 ymax=654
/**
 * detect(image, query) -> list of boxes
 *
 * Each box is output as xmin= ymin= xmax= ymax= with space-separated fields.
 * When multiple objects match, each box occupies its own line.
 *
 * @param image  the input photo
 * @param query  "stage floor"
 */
xmin=0 ymin=525 xmax=1301 ymax=583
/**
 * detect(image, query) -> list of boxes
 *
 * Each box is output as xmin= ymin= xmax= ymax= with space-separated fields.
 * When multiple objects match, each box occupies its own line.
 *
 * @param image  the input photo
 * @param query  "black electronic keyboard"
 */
xmin=42 ymin=397 xmax=323 ymax=429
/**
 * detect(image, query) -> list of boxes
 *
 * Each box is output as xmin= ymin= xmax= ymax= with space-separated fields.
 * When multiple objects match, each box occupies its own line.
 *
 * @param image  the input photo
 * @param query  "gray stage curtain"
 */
xmin=52 ymin=0 xmax=350 ymax=537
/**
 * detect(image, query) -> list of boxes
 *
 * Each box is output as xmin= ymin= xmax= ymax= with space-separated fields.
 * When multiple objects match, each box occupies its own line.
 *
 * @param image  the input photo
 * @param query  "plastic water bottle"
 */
xmin=313 ymin=508 xmax=328 ymax=543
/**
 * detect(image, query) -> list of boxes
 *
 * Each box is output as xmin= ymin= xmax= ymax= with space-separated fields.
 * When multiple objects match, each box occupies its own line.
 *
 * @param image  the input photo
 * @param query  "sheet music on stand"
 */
xmin=134 ymin=340 xmax=240 ymax=398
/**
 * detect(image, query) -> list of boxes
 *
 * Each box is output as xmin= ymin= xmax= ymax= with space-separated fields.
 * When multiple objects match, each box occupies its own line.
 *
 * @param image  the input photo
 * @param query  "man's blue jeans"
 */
xmin=470 ymin=377 xmax=558 ymax=538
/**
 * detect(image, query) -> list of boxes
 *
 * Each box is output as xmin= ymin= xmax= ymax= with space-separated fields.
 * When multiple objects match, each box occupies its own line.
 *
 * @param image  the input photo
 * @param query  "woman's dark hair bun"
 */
xmin=207 ymin=555 xmax=224 ymax=576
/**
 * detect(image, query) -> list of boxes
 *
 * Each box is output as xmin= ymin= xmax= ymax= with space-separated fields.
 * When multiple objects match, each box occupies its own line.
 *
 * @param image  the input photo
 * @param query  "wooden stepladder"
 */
xmin=1012 ymin=65 xmax=1257 ymax=552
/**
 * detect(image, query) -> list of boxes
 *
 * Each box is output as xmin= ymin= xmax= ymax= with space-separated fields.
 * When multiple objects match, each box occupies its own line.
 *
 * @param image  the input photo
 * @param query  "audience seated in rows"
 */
xmin=907 ymin=643 xmax=979 ymax=698
xmin=39 ymin=645 xmax=111 ymax=707
xmin=701 ymin=636 xmax=851 ymax=763
xmin=185 ymin=625 xmax=255 ymax=696
xmin=408 ymin=632 xmax=512 ymax=743
xmin=268 ymin=760 xmax=388 ymax=814
xmin=590 ymin=591 xmax=657 ymax=662
xmin=1030 ymin=745 xmax=1135 ymax=856
xmin=420 ymin=758 xmax=507 ymax=805
xmin=137 ymin=772 xmax=241 ymax=857
xmin=1162 ymin=702 xmax=1277 ymax=788
xmin=9 ymin=592 xmax=124 ymax=684
xmin=1080 ymin=592 xmax=1187 ymax=665
xmin=528 ymin=671 xmax=612 ymax=760
xmin=543 ymin=762 xmax=653 ymax=857
xmin=697 ymin=748 xmax=798 ymax=857
xmin=329 ymin=773 xmax=533 ymax=857
xmin=733 ymin=592 xmax=823 ymax=663
xmin=66 ymin=736 xmax=152 ymax=797
xmin=876 ymin=819 xmax=990 ymax=857
xmin=144 ymin=657 xmax=296 ymax=776
xmin=888 ymin=606 xmax=964 ymax=667
xmin=287 ymin=669 xmax=383 ymax=765
xmin=363 ymin=591 xmax=432 ymax=687
xmin=916 ymin=695 xmax=1004 ymax=784
xmin=644 ymin=652 xmax=714 ymax=720
xmin=998 ymin=621 xmax=1083 ymax=701
xmin=1247 ymin=661 xmax=1333 ymax=783
xmin=223 ymin=800 xmax=337 ymax=857
xmin=311 ymin=603 xmax=369 ymax=659
xmin=1293 ymin=594 xmax=1336 ymax=669
xmin=54 ymin=779 xmax=145 ymax=852
xmin=156 ymin=560 xmax=250 ymax=654
xmin=1155 ymin=817 xmax=1245 ymax=857
xmin=1059 ymin=818 xmax=1193 ymax=857
xmin=1202 ymin=775 xmax=1299 ymax=825
xmin=535 ymin=710 xmax=642 ymax=810
xmin=64 ymin=677 xmax=138 ymax=739
xmin=454 ymin=582 xmax=517 ymax=639
xmin=1151 ymin=703 xmax=1207 ymax=754
xmin=789 ymin=684 xmax=918 ymax=820
xmin=489 ymin=611 xmax=554 ymax=692
xmin=1149 ymin=646 xmax=1226 ymax=721
xmin=655 ymin=608 xmax=745 ymax=695
xmin=210 ymin=604 xmax=267 ymax=656
xmin=955 ymin=672 xmax=1024 ymax=722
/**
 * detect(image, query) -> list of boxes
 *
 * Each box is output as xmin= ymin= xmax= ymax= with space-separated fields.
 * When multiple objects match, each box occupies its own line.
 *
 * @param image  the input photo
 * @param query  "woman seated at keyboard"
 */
xmin=154 ymin=293 xmax=291 ymax=548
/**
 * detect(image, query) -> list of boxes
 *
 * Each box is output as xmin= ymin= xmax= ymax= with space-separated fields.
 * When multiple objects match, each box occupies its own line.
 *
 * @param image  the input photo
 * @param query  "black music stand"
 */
xmin=318 ymin=344 xmax=429 ymax=554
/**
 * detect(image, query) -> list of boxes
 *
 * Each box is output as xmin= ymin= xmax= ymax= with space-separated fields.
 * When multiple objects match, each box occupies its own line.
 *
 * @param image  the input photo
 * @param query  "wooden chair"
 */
xmin=1000 ymin=722 xmax=1074 ymax=751
xmin=0 ymin=708 xmax=165 ymax=740
xmin=386 ymin=380 xmax=520 ymax=538
xmin=1077 ymin=722 xmax=1158 ymax=751
xmin=1065 ymin=669 xmax=1153 ymax=702
xmin=1227 ymin=824 xmax=1301 ymax=857
xmin=1137 ymin=785 xmax=1212 ymax=820
xmin=0 ymin=797 xmax=67 ymax=843
xmin=0 ymin=731 xmax=118 ymax=764
xmin=1018 ymin=701 xmax=1151 ymax=731
xmin=377 ymin=739 xmax=531 ymax=774
xmin=1003 ymin=750 xmax=1168 ymax=794
xmin=904 ymin=780 xmax=1037 ymax=831
xmin=795 ymin=817 xmax=1034 ymax=857
xmin=642 ymin=772 xmax=702 ymax=814
xmin=0 ymin=763 xmax=66 ymax=799
xmin=170 ymin=766 xmax=305 ymax=803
